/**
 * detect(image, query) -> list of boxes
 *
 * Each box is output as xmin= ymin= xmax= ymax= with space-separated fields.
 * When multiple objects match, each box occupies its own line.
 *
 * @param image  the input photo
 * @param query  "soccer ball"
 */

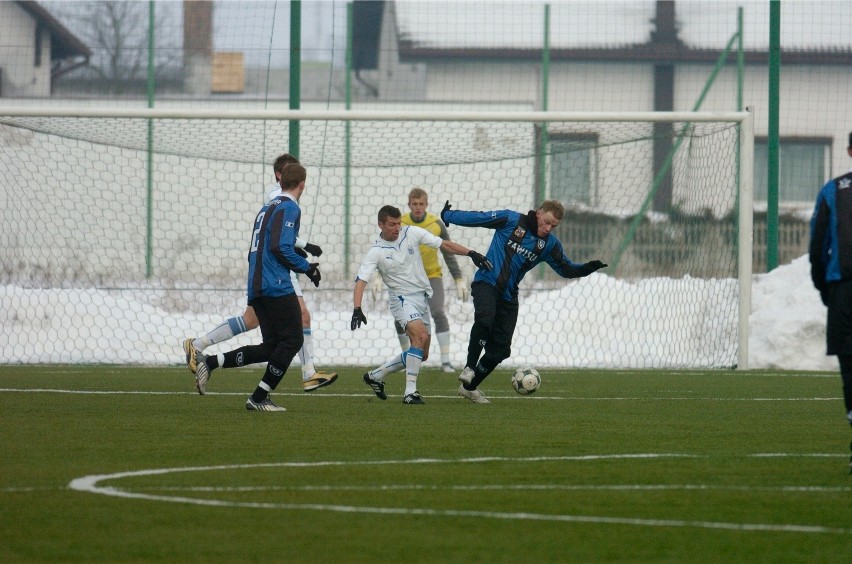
xmin=511 ymin=366 xmax=541 ymax=395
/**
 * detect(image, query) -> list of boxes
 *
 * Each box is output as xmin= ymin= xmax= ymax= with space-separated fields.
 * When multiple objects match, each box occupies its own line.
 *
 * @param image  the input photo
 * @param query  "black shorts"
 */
xmin=249 ymin=294 xmax=303 ymax=348
xmin=826 ymin=280 xmax=852 ymax=355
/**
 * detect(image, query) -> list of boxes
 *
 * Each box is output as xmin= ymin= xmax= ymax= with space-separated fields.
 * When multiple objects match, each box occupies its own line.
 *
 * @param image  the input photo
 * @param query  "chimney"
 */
xmin=183 ymin=1 xmax=213 ymax=96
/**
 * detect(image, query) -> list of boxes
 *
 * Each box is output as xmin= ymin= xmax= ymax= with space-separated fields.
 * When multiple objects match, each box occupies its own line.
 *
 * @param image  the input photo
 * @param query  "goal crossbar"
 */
xmin=0 ymin=106 xmax=750 ymax=124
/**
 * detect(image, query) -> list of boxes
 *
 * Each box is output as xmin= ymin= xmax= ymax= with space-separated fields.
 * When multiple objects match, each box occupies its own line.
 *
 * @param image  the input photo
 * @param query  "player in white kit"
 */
xmin=350 ymin=205 xmax=492 ymax=404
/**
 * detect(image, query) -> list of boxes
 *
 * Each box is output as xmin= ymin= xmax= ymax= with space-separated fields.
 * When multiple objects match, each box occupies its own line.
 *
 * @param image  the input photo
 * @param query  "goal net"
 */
xmin=0 ymin=108 xmax=752 ymax=369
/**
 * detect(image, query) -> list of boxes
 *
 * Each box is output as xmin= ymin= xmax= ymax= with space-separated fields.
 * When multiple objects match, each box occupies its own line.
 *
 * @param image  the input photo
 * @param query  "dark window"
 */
xmin=35 ymin=25 xmax=43 ymax=67
xmin=753 ymin=138 xmax=831 ymax=204
xmin=548 ymin=135 xmax=598 ymax=206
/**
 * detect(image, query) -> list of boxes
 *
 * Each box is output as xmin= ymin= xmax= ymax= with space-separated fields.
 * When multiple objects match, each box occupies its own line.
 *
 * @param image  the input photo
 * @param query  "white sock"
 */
xmin=299 ymin=328 xmax=315 ymax=380
xmin=397 ymin=333 xmax=410 ymax=351
xmin=404 ymin=347 xmax=423 ymax=396
xmin=436 ymin=331 xmax=451 ymax=364
xmin=370 ymin=353 xmax=406 ymax=381
xmin=195 ymin=316 xmax=247 ymax=350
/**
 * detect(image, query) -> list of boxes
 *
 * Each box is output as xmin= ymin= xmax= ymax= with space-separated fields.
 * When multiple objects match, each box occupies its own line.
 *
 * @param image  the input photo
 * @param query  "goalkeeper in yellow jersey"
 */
xmin=391 ymin=187 xmax=469 ymax=372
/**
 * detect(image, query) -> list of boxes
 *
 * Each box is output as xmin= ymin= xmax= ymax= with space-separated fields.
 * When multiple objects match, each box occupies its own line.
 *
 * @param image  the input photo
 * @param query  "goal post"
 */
xmin=0 ymin=107 xmax=753 ymax=369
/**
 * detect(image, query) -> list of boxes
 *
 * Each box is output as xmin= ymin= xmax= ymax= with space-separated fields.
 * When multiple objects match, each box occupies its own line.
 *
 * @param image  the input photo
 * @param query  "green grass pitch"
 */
xmin=1 ymin=365 xmax=851 ymax=562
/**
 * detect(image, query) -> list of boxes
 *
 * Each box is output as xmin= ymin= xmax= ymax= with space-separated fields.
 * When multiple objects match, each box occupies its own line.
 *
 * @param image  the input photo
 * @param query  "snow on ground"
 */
xmin=0 ymin=255 xmax=837 ymax=372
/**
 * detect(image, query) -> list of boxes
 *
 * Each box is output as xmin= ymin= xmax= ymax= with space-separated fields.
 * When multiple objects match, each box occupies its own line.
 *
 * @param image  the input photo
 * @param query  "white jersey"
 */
xmin=266 ymin=183 xmax=282 ymax=204
xmin=356 ymin=225 xmax=443 ymax=298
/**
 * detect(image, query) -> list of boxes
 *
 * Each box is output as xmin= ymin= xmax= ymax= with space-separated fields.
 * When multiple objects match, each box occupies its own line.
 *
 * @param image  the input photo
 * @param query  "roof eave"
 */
xmin=399 ymin=44 xmax=852 ymax=66
xmin=15 ymin=0 xmax=92 ymax=60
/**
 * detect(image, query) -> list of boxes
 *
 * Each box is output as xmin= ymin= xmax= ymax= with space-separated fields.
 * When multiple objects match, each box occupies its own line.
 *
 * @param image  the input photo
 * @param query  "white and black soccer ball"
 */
xmin=511 ymin=366 xmax=541 ymax=395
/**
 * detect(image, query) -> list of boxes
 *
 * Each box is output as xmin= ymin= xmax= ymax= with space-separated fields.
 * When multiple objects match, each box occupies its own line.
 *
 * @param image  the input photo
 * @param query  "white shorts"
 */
xmin=290 ymin=271 xmax=303 ymax=298
xmin=388 ymin=292 xmax=432 ymax=333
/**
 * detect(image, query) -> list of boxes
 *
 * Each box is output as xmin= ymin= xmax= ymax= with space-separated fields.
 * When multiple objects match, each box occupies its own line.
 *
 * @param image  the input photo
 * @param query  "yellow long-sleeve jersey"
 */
xmin=401 ymin=211 xmax=462 ymax=280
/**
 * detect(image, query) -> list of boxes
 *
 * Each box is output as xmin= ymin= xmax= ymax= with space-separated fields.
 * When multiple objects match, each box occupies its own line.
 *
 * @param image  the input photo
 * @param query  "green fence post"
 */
xmin=767 ymin=0 xmax=781 ymax=271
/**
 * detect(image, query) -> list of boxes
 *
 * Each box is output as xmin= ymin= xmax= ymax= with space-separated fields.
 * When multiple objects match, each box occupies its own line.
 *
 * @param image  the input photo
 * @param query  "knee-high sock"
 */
xmin=469 ymin=357 xmax=497 ymax=389
xmin=195 ymin=316 xmax=247 ymax=350
xmin=436 ymin=331 xmax=451 ymax=364
xmin=298 ymin=328 xmax=315 ymax=379
xmin=466 ymin=322 xmax=488 ymax=370
xmin=369 ymin=352 xmax=406 ymax=381
xmin=404 ymin=347 xmax=423 ymax=396
xmin=251 ymin=362 xmax=288 ymax=402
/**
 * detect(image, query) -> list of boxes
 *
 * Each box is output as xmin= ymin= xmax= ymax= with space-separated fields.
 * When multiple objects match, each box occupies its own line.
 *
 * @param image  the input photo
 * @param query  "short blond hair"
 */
xmin=408 ymin=187 xmax=428 ymax=202
xmin=538 ymin=200 xmax=564 ymax=221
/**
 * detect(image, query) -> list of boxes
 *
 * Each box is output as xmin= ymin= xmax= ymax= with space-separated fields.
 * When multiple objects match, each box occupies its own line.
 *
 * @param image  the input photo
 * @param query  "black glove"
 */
xmin=351 ymin=307 xmax=367 ymax=330
xmin=304 ymin=243 xmax=323 ymax=257
xmin=295 ymin=247 xmax=308 ymax=258
xmin=440 ymin=200 xmax=452 ymax=225
xmin=579 ymin=260 xmax=608 ymax=276
xmin=468 ymin=250 xmax=493 ymax=271
xmin=305 ymin=263 xmax=321 ymax=287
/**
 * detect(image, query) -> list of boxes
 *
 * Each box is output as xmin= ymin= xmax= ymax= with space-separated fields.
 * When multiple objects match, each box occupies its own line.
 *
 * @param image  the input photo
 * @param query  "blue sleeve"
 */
xmin=809 ymin=183 xmax=831 ymax=289
xmin=542 ymin=237 xmax=586 ymax=278
xmin=269 ymin=204 xmax=311 ymax=273
xmin=443 ymin=209 xmax=513 ymax=229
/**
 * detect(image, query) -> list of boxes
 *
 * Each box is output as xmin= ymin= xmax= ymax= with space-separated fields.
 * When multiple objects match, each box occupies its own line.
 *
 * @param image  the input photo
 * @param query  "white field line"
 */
xmin=67 ymin=455 xmax=852 ymax=536
xmin=130 ymin=483 xmax=852 ymax=493
xmin=0 ymin=388 xmax=841 ymax=401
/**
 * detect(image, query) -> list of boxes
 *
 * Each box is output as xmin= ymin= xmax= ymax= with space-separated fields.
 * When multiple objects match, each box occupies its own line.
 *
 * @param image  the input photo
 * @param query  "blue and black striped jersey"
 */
xmin=246 ymin=194 xmax=311 ymax=301
xmin=443 ymin=208 xmax=585 ymax=302
xmin=810 ymin=170 xmax=852 ymax=290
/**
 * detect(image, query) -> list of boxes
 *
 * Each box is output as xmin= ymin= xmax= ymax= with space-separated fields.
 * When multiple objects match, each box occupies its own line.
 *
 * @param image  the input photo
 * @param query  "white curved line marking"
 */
xmin=68 ymin=454 xmax=851 ymax=535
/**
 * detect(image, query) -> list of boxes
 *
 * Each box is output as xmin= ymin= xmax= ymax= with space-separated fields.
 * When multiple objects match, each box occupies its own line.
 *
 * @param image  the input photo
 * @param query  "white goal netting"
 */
xmin=0 ymin=109 xmax=751 ymax=368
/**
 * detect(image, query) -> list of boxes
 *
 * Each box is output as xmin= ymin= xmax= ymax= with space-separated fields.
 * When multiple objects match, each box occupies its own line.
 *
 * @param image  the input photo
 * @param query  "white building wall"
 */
xmin=0 ymin=2 xmax=51 ymax=98
xmin=677 ymin=63 xmax=852 ymax=181
xmin=546 ymin=63 xmax=656 ymax=112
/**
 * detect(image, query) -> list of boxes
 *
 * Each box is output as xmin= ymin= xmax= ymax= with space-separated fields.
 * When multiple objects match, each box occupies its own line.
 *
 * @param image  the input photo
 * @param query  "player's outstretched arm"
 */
xmin=578 ymin=260 xmax=607 ymax=276
xmin=439 ymin=239 xmax=493 ymax=271
xmin=467 ymin=251 xmax=493 ymax=271
xmin=351 ymin=279 xmax=369 ymax=330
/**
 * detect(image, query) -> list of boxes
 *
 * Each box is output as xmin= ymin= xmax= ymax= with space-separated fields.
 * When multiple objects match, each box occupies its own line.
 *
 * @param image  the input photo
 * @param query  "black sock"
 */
xmin=250 ymin=387 xmax=267 ymax=403
xmin=206 ymin=355 xmax=219 ymax=370
xmin=468 ymin=361 xmax=494 ymax=389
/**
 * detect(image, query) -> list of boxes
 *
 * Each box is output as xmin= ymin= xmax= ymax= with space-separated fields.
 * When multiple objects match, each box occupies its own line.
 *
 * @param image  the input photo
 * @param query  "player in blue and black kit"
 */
xmin=809 ymin=131 xmax=852 ymax=473
xmin=441 ymin=199 xmax=607 ymax=403
xmin=194 ymin=163 xmax=322 ymax=411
